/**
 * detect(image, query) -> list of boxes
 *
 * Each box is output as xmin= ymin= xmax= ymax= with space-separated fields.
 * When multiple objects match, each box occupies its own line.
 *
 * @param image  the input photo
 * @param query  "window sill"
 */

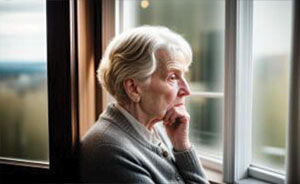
xmin=204 ymin=166 xmax=223 ymax=184
xmin=199 ymin=155 xmax=223 ymax=183
xmin=0 ymin=157 xmax=49 ymax=169
xmin=203 ymin=166 xmax=283 ymax=184
xmin=204 ymin=173 xmax=276 ymax=184
xmin=236 ymin=177 xmax=273 ymax=184
xmin=248 ymin=166 xmax=285 ymax=184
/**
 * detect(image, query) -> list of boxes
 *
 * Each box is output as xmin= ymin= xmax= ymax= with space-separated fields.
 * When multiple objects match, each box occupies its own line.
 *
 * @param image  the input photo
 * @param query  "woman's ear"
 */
xmin=123 ymin=78 xmax=141 ymax=103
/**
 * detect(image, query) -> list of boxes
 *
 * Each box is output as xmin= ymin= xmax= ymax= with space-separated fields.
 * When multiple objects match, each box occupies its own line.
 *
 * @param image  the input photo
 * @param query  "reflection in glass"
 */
xmin=120 ymin=0 xmax=225 ymax=158
xmin=252 ymin=0 xmax=292 ymax=172
xmin=0 ymin=0 xmax=48 ymax=162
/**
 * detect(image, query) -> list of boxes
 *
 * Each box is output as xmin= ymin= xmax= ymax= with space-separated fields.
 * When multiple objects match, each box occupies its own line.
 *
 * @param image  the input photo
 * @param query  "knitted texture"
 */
xmin=80 ymin=104 xmax=209 ymax=184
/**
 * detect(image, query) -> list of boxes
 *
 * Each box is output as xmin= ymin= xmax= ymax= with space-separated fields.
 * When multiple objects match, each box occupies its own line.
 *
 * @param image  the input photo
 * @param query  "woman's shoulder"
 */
xmin=81 ymin=119 xmax=133 ymax=150
xmin=79 ymin=120 xmax=147 ymax=182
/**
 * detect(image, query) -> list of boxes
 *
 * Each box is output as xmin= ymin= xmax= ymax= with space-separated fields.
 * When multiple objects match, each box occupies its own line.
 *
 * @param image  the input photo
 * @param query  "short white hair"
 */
xmin=97 ymin=25 xmax=192 ymax=105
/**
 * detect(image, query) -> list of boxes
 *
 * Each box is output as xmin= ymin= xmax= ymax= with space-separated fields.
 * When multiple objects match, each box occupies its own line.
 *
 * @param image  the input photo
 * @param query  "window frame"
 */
xmin=0 ymin=0 xmax=80 ymax=182
xmin=223 ymin=0 xmax=255 ymax=182
xmin=225 ymin=0 xmax=296 ymax=184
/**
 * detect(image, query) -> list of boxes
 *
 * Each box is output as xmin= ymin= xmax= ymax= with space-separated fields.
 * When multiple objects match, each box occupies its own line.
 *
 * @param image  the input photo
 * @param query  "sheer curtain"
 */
xmin=286 ymin=1 xmax=300 ymax=183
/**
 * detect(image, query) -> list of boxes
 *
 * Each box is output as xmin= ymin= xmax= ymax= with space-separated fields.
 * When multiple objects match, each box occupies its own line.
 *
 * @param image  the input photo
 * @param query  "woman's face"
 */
xmin=139 ymin=50 xmax=191 ymax=121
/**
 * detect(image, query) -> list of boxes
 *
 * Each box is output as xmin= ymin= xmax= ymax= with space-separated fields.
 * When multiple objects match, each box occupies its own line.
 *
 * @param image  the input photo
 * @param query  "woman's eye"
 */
xmin=169 ymin=74 xmax=177 ymax=80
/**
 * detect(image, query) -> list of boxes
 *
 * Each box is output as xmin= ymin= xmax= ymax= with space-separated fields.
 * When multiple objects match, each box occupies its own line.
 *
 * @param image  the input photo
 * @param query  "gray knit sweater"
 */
xmin=80 ymin=104 xmax=208 ymax=184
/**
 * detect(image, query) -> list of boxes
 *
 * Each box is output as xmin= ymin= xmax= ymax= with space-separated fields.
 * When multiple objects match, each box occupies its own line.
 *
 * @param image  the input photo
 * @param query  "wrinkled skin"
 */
xmin=123 ymin=49 xmax=192 ymax=151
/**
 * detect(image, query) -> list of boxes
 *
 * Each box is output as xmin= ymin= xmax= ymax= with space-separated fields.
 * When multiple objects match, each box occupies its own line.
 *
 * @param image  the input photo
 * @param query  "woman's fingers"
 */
xmin=164 ymin=105 xmax=188 ymax=125
xmin=164 ymin=109 xmax=174 ymax=125
xmin=170 ymin=111 xmax=179 ymax=125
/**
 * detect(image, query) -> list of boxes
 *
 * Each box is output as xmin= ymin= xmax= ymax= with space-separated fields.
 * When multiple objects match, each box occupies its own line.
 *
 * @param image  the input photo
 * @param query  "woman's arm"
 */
xmin=163 ymin=105 xmax=209 ymax=184
xmin=173 ymin=146 xmax=209 ymax=184
xmin=80 ymin=144 xmax=154 ymax=183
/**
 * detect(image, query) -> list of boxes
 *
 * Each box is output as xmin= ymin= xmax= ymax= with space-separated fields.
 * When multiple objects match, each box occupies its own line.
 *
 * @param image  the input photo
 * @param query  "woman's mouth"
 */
xmin=173 ymin=103 xmax=183 ymax=107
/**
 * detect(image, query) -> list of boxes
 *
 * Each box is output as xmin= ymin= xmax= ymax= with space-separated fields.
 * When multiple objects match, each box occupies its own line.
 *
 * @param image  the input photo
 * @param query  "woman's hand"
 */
xmin=163 ymin=104 xmax=191 ymax=151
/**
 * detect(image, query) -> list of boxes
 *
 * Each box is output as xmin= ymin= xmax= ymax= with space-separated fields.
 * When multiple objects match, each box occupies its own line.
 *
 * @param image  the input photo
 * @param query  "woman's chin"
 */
xmin=151 ymin=108 xmax=169 ymax=122
xmin=152 ymin=113 xmax=166 ymax=122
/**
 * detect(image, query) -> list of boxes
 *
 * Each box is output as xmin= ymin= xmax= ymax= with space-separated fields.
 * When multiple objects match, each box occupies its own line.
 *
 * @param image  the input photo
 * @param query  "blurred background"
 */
xmin=251 ymin=0 xmax=292 ymax=172
xmin=0 ymin=0 xmax=292 ymax=173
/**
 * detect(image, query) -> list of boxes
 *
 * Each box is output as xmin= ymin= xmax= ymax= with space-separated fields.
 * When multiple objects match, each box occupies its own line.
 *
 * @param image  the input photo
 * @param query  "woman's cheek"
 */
xmin=166 ymin=91 xmax=177 ymax=107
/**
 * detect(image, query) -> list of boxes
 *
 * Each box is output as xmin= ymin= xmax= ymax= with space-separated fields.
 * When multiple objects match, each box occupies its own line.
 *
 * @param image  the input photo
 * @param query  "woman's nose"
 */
xmin=178 ymin=78 xmax=191 ymax=97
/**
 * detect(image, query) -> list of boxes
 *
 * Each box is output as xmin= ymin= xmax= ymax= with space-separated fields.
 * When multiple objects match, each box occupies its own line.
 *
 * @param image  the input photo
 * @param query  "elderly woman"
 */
xmin=80 ymin=26 xmax=208 ymax=184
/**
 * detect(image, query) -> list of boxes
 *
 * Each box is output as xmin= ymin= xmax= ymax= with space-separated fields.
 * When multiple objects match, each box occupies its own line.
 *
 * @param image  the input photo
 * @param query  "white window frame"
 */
xmin=224 ymin=0 xmax=294 ymax=184
xmin=224 ymin=0 xmax=254 ymax=182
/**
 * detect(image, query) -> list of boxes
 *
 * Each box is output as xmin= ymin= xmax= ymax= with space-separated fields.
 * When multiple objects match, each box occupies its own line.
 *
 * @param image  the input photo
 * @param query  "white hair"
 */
xmin=97 ymin=25 xmax=192 ymax=105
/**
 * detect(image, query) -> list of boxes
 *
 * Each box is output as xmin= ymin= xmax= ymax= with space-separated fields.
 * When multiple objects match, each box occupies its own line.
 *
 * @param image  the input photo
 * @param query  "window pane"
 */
xmin=186 ymin=96 xmax=223 ymax=158
xmin=120 ymin=0 xmax=224 ymax=158
xmin=0 ymin=0 xmax=48 ymax=162
xmin=252 ymin=0 xmax=292 ymax=172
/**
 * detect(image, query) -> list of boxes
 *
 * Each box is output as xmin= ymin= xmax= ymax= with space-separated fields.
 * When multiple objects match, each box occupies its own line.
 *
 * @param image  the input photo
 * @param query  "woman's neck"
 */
xmin=119 ymin=102 xmax=159 ymax=131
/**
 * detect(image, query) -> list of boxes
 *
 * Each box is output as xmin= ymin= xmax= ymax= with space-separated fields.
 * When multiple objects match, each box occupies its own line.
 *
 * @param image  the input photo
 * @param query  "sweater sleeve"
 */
xmin=172 ymin=146 xmax=209 ymax=184
xmin=81 ymin=144 xmax=155 ymax=184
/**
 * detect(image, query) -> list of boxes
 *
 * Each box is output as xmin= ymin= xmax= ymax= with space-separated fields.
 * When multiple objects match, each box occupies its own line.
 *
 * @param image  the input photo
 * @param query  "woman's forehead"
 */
xmin=156 ymin=49 xmax=189 ymax=73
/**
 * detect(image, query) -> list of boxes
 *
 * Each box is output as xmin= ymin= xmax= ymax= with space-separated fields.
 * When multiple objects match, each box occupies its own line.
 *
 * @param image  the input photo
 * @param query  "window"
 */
xmin=0 ymin=0 xmax=80 ymax=182
xmin=0 ymin=0 xmax=48 ymax=163
xmin=117 ymin=0 xmax=225 ymax=161
xmin=224 ymin=0 xmax=293 ymax=183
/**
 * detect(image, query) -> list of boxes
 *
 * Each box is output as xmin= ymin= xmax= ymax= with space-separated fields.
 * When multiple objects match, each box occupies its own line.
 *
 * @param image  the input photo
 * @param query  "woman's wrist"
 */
xmin=173 ymin=141 xmax=191 ymax=152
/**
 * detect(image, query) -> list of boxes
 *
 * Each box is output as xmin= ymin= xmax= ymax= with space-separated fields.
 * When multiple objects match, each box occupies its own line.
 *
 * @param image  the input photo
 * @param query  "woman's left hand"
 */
xmin=163 ymin=104 xmax=191 ymax=151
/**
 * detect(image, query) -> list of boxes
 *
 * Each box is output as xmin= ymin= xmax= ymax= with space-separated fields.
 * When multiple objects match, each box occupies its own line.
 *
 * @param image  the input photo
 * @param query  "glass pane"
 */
xmin=252 ymin=0 xmax=292 ymax=172
xmin=0 ymin=0 xmax=48 ymax=162
xmin=120 ymin=0 xmax=224 ymax=159
xmin=186 ymin=96 xmax=223 ymax=158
